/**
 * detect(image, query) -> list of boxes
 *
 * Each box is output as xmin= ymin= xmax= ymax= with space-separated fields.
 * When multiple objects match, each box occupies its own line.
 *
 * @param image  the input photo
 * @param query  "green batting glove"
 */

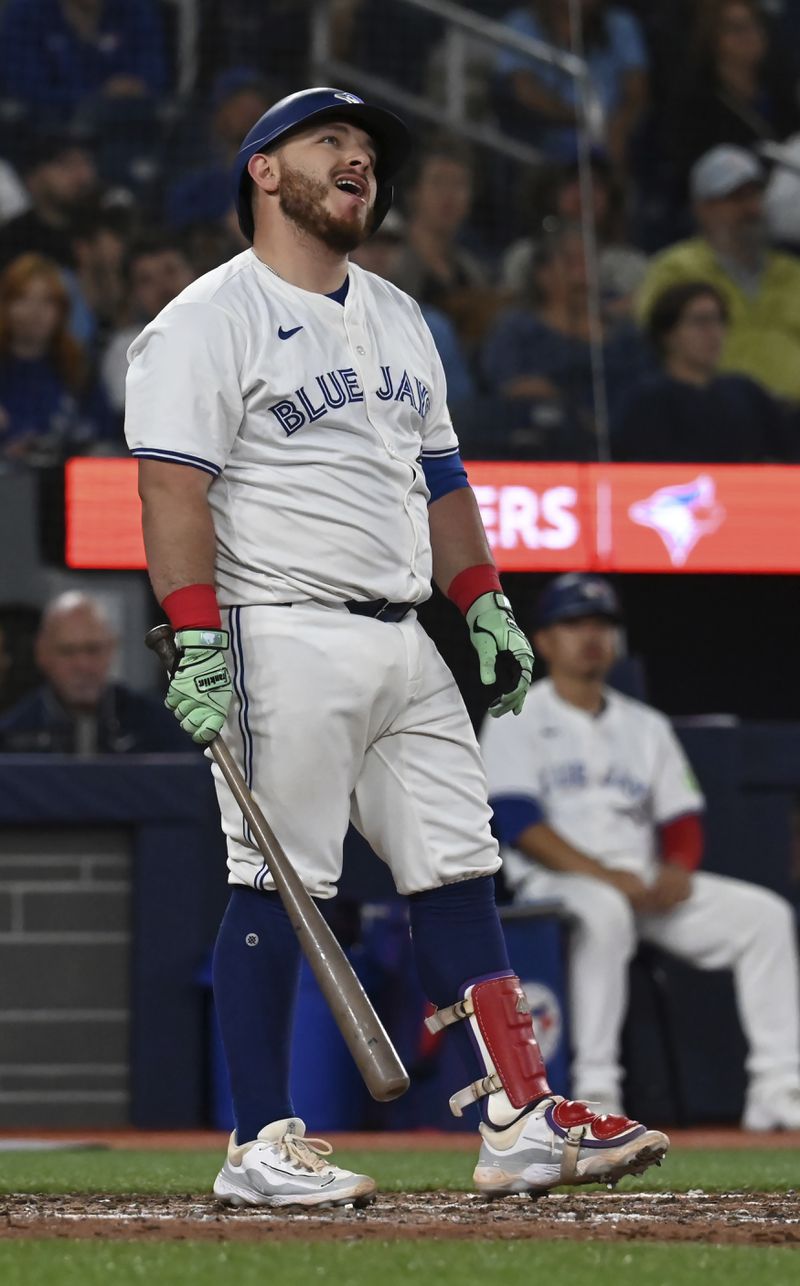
xmin=466 ymin=591 xmax=534 ymax=718
xmin=165 ymin=628 xmax=232 ymax=744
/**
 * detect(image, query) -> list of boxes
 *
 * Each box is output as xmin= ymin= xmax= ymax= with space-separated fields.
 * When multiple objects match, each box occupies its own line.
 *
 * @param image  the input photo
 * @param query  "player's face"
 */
xmin=535 ymin=616 xmax=617 ymax=681
xmin=35 ymin=609 xmax=116 ymax=711
xmin=274 ymin=121 xmax=379 ymax=253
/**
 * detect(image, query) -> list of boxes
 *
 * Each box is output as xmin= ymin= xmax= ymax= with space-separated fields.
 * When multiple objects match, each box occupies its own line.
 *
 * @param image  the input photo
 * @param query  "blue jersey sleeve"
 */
xmin=421 ymin=448 xmax=470 ymax=504
xmin=490 ymin=794 xmax=545 ymax=846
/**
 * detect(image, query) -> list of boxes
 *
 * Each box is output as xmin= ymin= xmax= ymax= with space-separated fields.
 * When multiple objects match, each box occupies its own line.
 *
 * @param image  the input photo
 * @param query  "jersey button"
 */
xmin=356 ymin=345 xmax=366 ymax=355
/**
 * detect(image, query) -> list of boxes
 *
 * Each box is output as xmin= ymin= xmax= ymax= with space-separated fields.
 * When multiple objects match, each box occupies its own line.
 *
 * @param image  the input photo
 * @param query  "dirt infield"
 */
xmin=2 ymin=1190 xmax=799 ymax=1246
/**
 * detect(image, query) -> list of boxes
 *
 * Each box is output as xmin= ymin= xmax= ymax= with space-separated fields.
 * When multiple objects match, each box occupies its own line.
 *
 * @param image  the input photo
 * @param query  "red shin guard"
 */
xmin=469 ymin=974 xmax=552 ymax=1109
xmin=426 ymin=972 xmax=552 ymax=1116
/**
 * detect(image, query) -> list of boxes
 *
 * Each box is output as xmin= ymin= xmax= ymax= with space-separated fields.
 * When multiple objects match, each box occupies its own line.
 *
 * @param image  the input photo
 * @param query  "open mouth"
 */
xmin=334 ymin=175 xmax=367 ymax=201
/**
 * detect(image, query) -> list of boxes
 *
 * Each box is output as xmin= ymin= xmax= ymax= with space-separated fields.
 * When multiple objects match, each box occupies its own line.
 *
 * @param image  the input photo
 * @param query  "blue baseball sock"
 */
xmin=212 ymin=887 xmax=300 ymax=1145
xmin=408 ymin=875 xmax=514 ymax=1107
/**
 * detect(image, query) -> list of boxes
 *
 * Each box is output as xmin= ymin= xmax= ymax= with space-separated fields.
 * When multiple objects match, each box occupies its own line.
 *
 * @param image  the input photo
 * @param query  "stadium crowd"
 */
xmin=1 ymin=0 xmax=800 ymax=467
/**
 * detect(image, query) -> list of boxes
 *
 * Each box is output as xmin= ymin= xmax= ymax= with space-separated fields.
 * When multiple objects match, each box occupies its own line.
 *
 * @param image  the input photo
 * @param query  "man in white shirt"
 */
xmin=481 ymin=573 xmax=800 ymax=1131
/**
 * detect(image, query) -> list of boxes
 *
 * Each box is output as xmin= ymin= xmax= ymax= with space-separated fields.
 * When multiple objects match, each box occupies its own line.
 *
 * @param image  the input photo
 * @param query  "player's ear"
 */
xmin=248 ymin=151 xmax=280 ymax=197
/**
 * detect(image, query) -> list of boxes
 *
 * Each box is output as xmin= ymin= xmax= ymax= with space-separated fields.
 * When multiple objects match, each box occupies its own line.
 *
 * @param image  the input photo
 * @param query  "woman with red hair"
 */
xmin=0 ymin=253 xmax=111 ymax=467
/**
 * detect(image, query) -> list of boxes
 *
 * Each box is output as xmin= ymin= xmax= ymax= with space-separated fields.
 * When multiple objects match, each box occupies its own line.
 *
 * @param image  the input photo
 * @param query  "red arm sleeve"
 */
xmin=658 ymin=813 xmax=704 ymax=872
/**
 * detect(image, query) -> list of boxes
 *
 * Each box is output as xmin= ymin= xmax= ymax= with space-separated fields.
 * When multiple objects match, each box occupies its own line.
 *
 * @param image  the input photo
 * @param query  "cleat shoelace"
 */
xmin=278 ymin=1134 xmax=334 ymax=1175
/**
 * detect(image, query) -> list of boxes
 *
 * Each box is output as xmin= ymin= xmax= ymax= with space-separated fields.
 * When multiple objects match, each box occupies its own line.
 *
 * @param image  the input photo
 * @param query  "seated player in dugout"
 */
xmin=0 ymin=590 xmax=188 ymax=754
xmin=125 ymin=86 xmax=669 ymax=1210
xmin=480 ymin=573 xmax=800 ymax=1131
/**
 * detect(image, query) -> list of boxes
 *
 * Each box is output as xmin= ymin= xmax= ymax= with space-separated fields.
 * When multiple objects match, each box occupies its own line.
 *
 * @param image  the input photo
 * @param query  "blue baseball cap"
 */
xmin=536 ymin=574 xmax=621 ymax=629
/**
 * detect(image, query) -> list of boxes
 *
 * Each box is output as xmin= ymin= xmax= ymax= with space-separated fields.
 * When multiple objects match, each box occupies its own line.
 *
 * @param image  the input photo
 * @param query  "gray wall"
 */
xmin=0 ymin=829 xmax=131 ymax=1127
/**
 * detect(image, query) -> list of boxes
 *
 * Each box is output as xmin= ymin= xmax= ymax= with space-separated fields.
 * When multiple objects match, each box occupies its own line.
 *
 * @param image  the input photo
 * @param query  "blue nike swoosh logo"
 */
xmin=278 ymin=325 xmax=303 ymax=340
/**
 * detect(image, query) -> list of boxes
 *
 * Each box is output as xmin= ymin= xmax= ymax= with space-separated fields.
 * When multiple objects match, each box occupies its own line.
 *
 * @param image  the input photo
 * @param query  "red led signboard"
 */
xmin=65 ymin=458 xmax=800 ymax=574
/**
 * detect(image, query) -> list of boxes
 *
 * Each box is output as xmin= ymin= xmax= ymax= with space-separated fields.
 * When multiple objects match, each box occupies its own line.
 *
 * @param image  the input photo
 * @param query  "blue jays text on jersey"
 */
xmin=538 ymin=759 xmax=649 ymax=803
xmin=269 ymin=365 xmax=432 ymax=436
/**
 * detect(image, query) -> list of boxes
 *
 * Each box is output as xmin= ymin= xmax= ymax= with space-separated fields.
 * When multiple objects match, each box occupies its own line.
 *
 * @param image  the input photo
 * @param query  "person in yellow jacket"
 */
xmin=638 ymin=145 xmax=800 ymax=403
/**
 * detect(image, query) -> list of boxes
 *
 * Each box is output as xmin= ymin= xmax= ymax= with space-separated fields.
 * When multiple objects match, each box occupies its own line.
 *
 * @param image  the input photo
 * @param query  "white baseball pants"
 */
xmin=513 ymin=866 xmax=800 ymax=1101
xmin=211 ymin=602 xmax=501 ymax=898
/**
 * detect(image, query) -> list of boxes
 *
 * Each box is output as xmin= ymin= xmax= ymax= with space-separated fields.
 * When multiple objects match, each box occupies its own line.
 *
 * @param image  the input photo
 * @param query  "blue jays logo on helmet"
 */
xmin=536 ymin=574 xmax=621 ymax=629
xmin=233 ymin=87 xmax=413 ymax=242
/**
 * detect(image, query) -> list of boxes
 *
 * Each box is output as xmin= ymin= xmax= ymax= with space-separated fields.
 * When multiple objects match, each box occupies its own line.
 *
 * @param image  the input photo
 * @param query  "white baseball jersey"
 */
xmin=123 ymin=246 xmax=499 ymax=898
xmin=482 ymin=680 xmax=800 ymax=1109
xmin=124 ymin=249 xmax=458 ymax=606
xmin=480 ymin=678 xmax=704 ymax=886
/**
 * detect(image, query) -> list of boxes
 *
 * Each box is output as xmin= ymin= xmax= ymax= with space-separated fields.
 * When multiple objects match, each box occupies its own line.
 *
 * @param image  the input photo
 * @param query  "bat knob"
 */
xmin=145 ymin=623 xmax=173 ymax=647
xmin=145 ymin=624 xmax=179 ymax=676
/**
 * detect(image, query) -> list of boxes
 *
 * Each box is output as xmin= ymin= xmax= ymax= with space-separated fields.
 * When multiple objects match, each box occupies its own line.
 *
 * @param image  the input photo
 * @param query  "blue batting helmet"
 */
xmin=233 ymin=87 xmax=412 ymax=242
xmin=536 ymin=574 xmax=621 ymax=629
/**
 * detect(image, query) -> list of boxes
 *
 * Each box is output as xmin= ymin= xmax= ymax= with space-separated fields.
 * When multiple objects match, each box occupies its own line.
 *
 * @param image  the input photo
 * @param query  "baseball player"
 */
xmin=480 ymin=573 xmax=800 ymax=1129
xmin=124 ymin=88 xmax=668 ymax=1207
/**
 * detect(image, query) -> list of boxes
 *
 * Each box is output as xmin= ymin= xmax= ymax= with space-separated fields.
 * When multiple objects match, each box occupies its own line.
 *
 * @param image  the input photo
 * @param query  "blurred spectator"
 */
xmin=352 ymin=210 xmax=476 ymax=405
xmin=391 ymin=137 xmax=495 ymax=344
xmin=772 ymin=0 xmax=800 ymax=46
xmin=0 ymin=622 xmax=10 ymax=703
xmin=638 ymin=145 xmax=800 ymax=402
xmin=482 ymin=221 xmax=651 ymax=430
xmin=421 ymin=307 xmax=477 ymax=407
xmin=197 ymin=1 xmax=312 ymax=99
xmin=0 ymin=253 xmax=112 ymax=468
xmin=351 ymin=208 xmax=406 ymax=283
xmin=327 ymin=0 xmax=442 ymax=97
xmin=668 ymin=0 xmax=800 ymax=187
xmin=0 ymin=158 xmax=30 ymax=226
xmin=502 ymin=152 xmax=648 ymax=316
xmin=494 ymin=1 xmax=648 ymax=175
xmin=761 ymin=134 xmax=800 ymax=250
xmin=0 ymin=131 xmax=97 ymax=272
xmin=0 ymin=590 xmax=188 ymax=754
xmin=0 ymin=603 xmax=42 ymax=713
xmin=179 ymin=215 xmax=247 ymax=278
xmin=69 ymin=209 xmax=130 ymax=351
xmin=0 ymin=0 xmax=168 ymax=122
xmin=613 ymin=280 xmax=790 ymax=461
xmin=101 ymin=233 xmax=195 ymax=414
xmin=166 ymin=67 xmax=272 ymax=233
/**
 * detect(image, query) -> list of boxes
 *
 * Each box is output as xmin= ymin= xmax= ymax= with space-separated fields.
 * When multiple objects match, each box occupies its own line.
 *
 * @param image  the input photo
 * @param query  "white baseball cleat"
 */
xmin=742 ymin=1085 xmax=800 ymax=1132
xmin=473 ymin=1096 xmax=669 ymax=1197
xmin=213 ymin=1117 xmax=377 ymax=1208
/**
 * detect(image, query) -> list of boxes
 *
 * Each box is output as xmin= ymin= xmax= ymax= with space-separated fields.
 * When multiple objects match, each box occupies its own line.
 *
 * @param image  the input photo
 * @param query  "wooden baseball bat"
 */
xmin=145 ymin=624 xmax=410 ymax=1103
